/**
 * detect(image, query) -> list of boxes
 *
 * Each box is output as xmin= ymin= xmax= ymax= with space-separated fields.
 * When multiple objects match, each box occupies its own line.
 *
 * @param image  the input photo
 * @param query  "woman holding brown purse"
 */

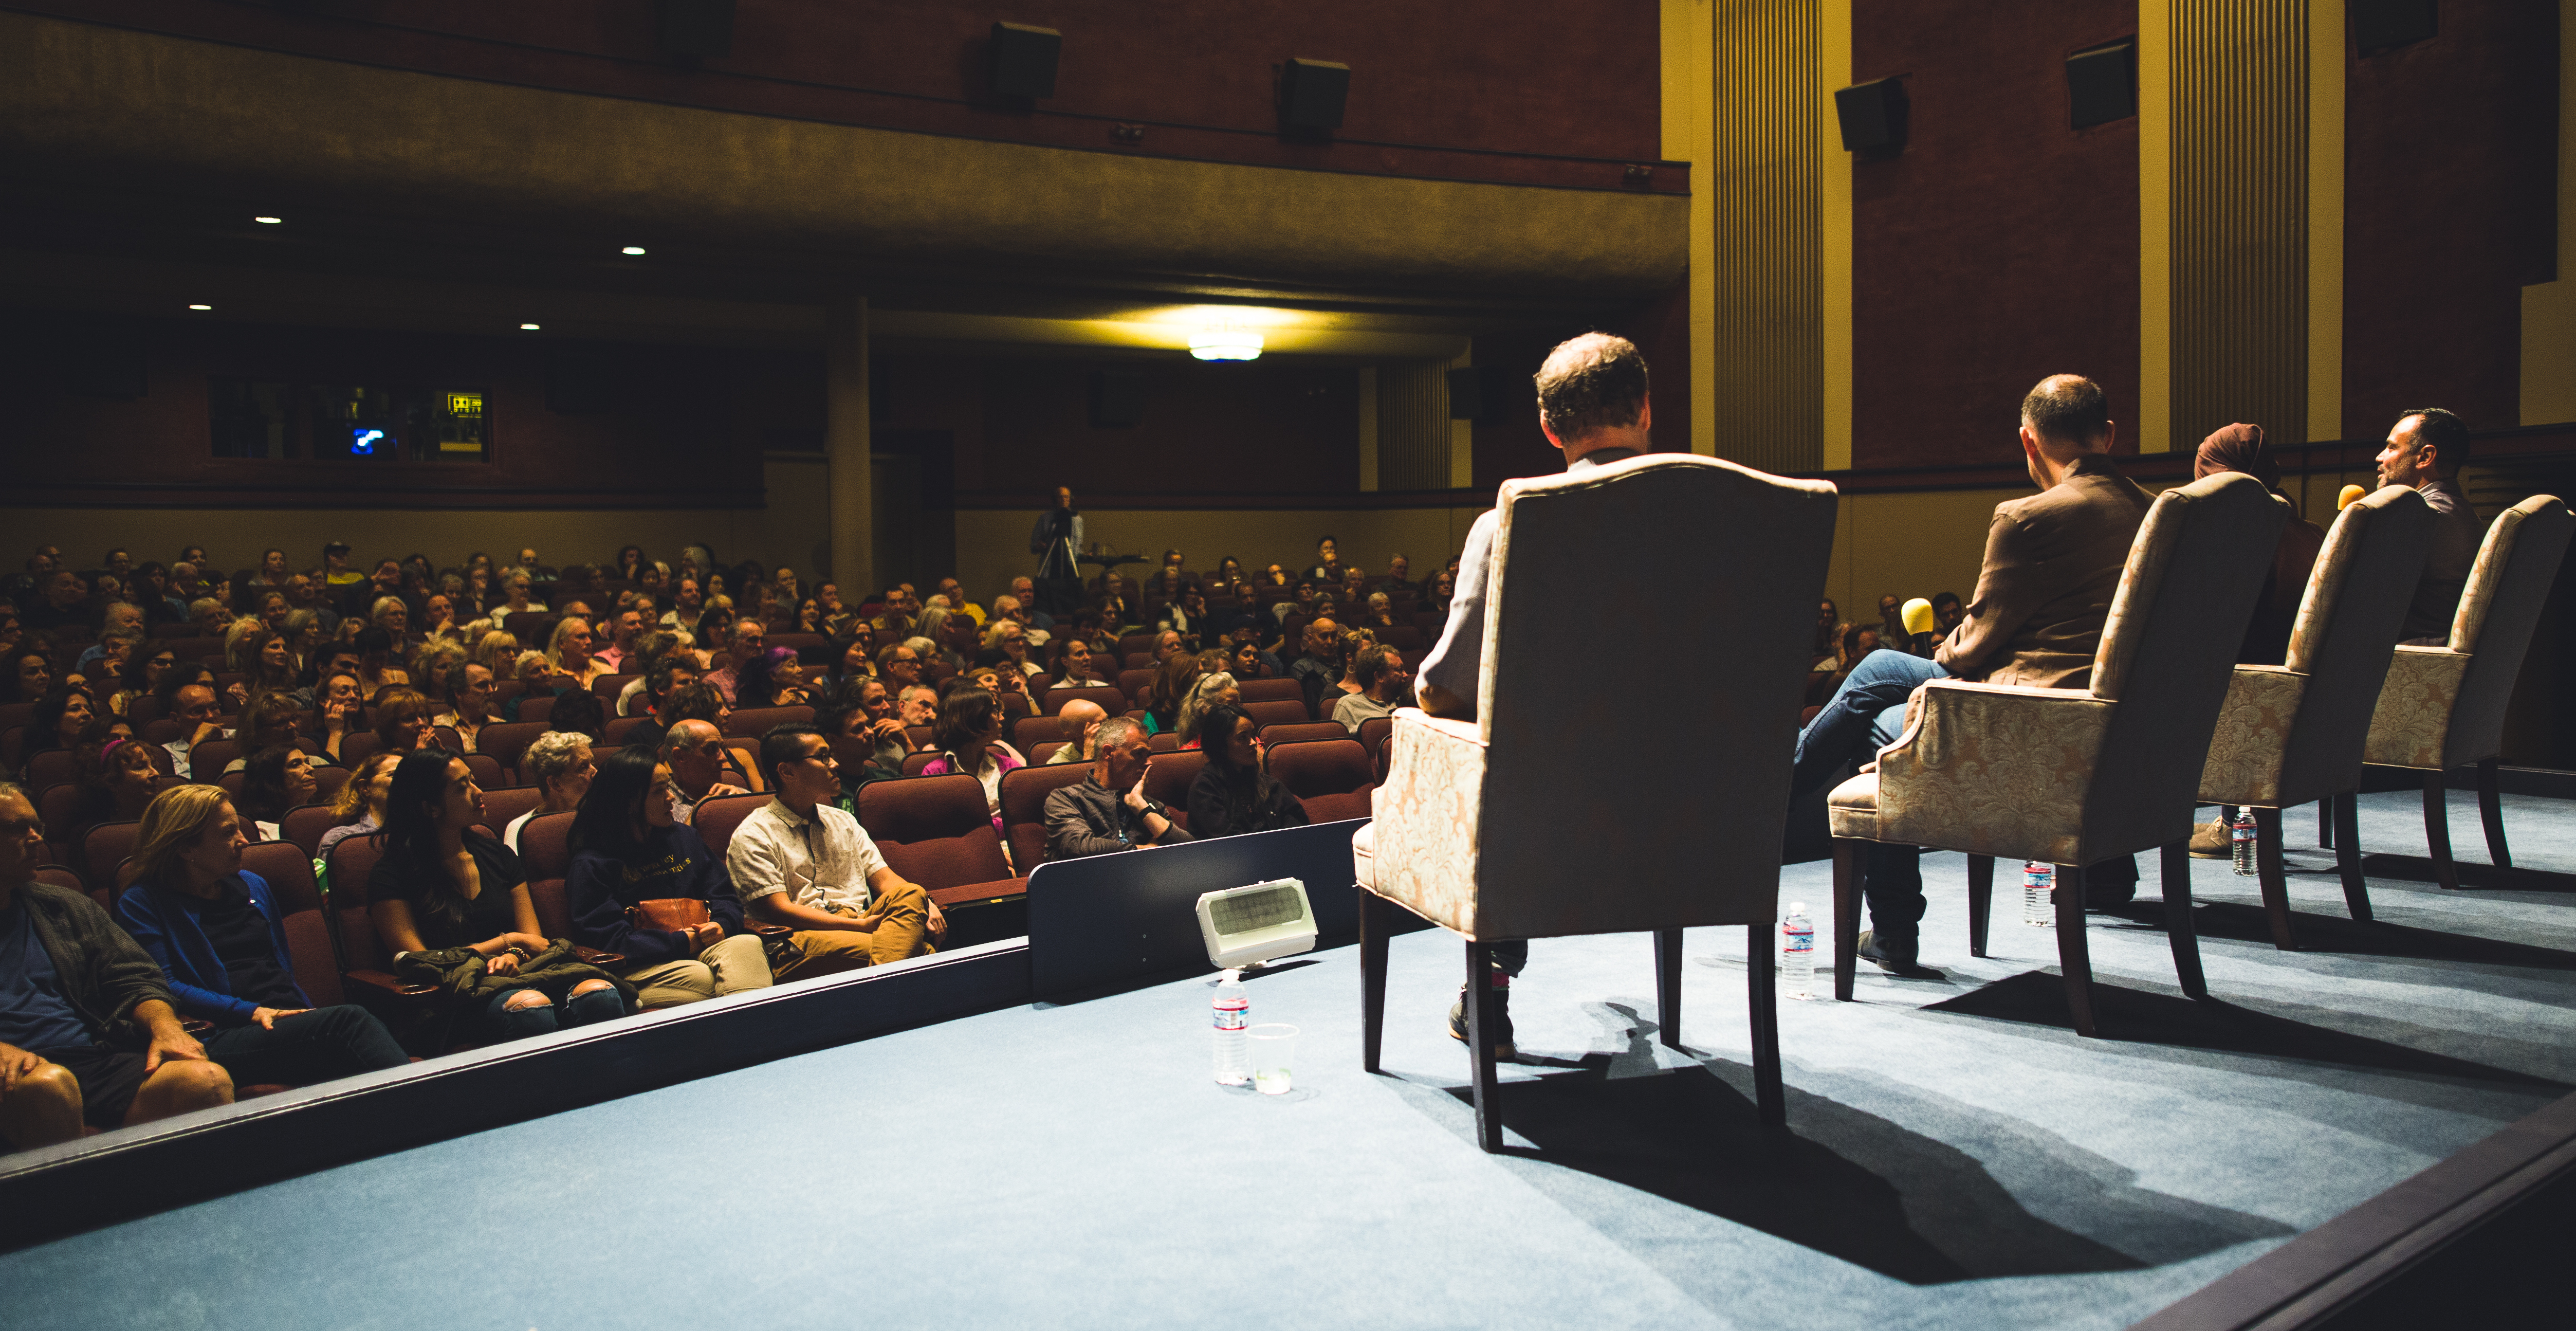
xmin=563 ymin=746 xmax=774 ymax=1009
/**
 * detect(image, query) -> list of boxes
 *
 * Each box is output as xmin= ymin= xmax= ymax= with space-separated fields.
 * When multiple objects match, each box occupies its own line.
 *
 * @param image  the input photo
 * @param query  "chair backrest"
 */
xmin=1469 ymin=454 xmax=1837 ymax=936
xmin=24 ymin=749 xmax=78 ymax=793
xmin=601 ymin=715 xmax=652 ymax=746
xmin=516 ymin=694 xmax=556 ymax=724
xmin=1117 ymin=668 xmax=1156 ymax=703
xmin=1032 ymin=741 xmax=1065 ymax=764
xmin=281 ymin=804 xmax=346 ymax=858
xmin=725 ymin=705 xmax=814 ymax=740
xmin=1143 ymin=749 xmax=1206 ymax=829
xmin=1265 ymin=738 xmax=1370 ymax=798
xmin=591 ymin=672 xmax=639 ymax=703
xmin=1042 ymin=685 xmax=1128 ymax=717
xmin=2270 ymin=486 xmax=2438 ymax=799
xmin=240 ymin=842 xmax=343 ymax=1007
xmin=479 ymin=721 xmax=550 ymax=776
xmin=1355 ymin=715 xmax=1393 ymax=758
xmin=858 ymin=774 xmax=1013 ymax=888
xmin=326 ymin=831 xmax=390 ymax=971
xmin=1241 ymin=698 xmax=1310 ymax=728
xmin=478 ymin=786 xmax=546 ymax=836
xmin=516 ymin=811 xmax=578 ymax=881
xmin=1258 ymin=722 xmax=1345 ymax=748
xmin=189 ymin=738 xmax=245 ymax=778
xmin=463 ymin=753 xmax=506 ymax=790
xmin=690 ymin=792 xmax=770 ymax=859
xmin=339 ymin=732 xmax=383 ymax=770
xmin=36 ymin=785 xmax=85 ymax=848
xmin=901 ymin=750 xmax=944 ymax=776
xmin=82 ymin=820 xmax=141 ymax=895
xmin=2442 ymin=495 xmax=2576 ymax=765
xmin=2084 ymin=473 xmax=2288 ymax=855
xmin=999 ymin=762 xmax=1096 ymax=870
xmin=1013 ymin=714 xmax=1069 ymax=754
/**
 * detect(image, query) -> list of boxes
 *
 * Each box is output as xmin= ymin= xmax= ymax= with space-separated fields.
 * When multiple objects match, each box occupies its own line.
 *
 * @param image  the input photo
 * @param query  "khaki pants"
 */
xmin=619 ymin=934 xmax=774 ymax=1009
xmin=775 ymin=882 xmax=935 ymax=982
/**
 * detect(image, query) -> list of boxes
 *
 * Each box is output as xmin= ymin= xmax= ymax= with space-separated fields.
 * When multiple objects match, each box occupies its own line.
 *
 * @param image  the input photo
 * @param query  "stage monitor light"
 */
xmin=1197 ymin=878 xmax=1316 ymax=970
xmin=990 ymin=22 xmax=1062 ymax=100
xmin=252 ymin=216 xmax=282 ymax=225
xmin=621 ymin=246 xmax=647 ymax=256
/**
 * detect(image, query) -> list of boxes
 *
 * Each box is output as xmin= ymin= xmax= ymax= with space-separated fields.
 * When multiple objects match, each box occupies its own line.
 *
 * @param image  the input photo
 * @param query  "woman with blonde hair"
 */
xmin=223 ymin=617 xmax=268 ymax=675
xmin=316 ymin=750 xmax=402 ymax=861
xmin=543 ymin=617 xmax=609 ymax=690
xmin=116 ymin=786 xmax=408 ymax=1091
xmin=1174 ymin=670 xmax=1239 ymax=750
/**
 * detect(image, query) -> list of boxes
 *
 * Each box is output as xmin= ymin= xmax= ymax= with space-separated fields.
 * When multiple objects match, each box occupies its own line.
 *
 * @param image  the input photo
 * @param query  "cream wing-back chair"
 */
xmin=2359 ymin=495 xmax=2575 ymax=889
xmin=2196 ymin=485 xmax=2435 ymax=950
xmin=1354 ymin=454 xmax=1837 ymax=1152
xmin=1825 ymin=472 xmax=2285 ymax=1037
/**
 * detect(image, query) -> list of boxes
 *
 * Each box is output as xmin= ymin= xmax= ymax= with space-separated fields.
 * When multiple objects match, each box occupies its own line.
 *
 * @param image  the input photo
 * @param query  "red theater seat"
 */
xmin=999 ymin=763 xmax=1095 ymax=869
xmin=1265 ymin=738 xmax=1376 ymax=823
xmin=857 ymin=774 xmax=1022 ymax=908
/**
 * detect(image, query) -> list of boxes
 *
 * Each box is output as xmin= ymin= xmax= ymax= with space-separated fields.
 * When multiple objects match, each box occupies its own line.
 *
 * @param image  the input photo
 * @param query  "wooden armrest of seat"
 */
xmin=928 ymin=878 xmax=1028 ymax=909
xmin=345 ymin=969 xmax=439 ymax=1000
xmin=572 ymin=946 xmax=625 ymax=967
xmin=179 ymin=1018 xmax=215 ymax=1035
xmin=744 ymin=921 xmax=793 ymax=940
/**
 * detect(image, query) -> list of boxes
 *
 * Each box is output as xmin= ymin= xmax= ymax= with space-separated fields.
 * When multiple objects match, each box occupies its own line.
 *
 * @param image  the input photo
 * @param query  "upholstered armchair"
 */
xmin=1354 ymin=454 xmax=1837 ymax=1151
xmin=1826 ymin=473 xmax=2285 ymax=1037
xmin=2359 ymin=495 xmax=2575 ymax=889
xmin=2197 ymin=486 xmax=2435 ymax=949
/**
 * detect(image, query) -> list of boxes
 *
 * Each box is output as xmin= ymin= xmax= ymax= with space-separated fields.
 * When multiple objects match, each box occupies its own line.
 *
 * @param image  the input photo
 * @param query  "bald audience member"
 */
xmin=1044 ymin=698 xmax=1111 ymax=765
xmin=1792 ymin=374 xmax=2155 ymax=974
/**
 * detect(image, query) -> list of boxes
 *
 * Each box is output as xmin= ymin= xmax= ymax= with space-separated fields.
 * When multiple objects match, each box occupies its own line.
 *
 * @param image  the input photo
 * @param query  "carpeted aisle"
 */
xmin=7 ymin=790 xmax=2572 ymax=1330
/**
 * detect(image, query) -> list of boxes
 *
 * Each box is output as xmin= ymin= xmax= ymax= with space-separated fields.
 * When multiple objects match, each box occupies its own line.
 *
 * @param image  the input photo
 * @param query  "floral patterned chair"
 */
xmin=1825 ymin=472 xmax=2284 ymax=1037
xmin=2359 ymin=495 xmax=2575 ymax=889
xmin=2196 ymin=485 xmax=2436 ymax=950
xmin=1353 ymin=453 xmax=1837 ymax=1152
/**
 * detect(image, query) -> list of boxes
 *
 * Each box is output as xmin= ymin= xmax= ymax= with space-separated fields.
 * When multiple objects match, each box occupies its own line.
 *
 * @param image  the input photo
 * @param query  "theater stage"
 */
xmin=7 ymin=788 xmax=2573 ymax=1330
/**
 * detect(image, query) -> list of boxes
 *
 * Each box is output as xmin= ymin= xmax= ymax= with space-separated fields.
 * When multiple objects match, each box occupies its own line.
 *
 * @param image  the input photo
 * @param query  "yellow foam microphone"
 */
xmin=2338 ymin=483 xmax=2367 ymax=511
xmin=1901 ymin=597 xmax=1936 ymax=636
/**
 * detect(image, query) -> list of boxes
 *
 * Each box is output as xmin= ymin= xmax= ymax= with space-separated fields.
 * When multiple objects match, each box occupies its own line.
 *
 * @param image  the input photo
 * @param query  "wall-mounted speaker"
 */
xmin=1090 ymin=371 xmax=1145 ymax=428
xmin=1834 ymin=78 xmax=1909 ymax=153
xmin=2352 ymin=0 xmax=2437 ymax=55
xmin=2066 ymin=40 xmax=2137 ymax=130
xmin=657 ymin=0 xmax=734 ymax=59
xmin=1280 ymin=58 xmax=1350 ymax=134
xmin=990 ymin=22 xmax=1062 ymax=100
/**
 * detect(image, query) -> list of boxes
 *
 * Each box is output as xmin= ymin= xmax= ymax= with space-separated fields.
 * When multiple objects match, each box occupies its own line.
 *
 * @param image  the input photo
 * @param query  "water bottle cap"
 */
xmin=1787 ymin=901 xmax=1806 ymax=915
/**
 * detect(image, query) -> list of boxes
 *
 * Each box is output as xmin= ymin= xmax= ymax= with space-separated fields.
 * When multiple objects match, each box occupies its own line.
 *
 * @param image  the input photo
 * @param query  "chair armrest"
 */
xmin=1873 ymin=680 xmax=2115 ymax=864
xmin=1392 ymin=706 xmax=1483 ymax=751
xmin=345 ymin=969 xmax=440 ymax=1000
xmin=1367 ymin=708 xmax=1492 ymax=934
xmin=743 ymin=921 xmax=793 ymax=940
xmin=2197 ymin=664 xmax=2310 ymax=804
xmin=179 ymin=1018 xmax=215 ymax=1036
xmin=927 ymin=878 xmax=1028 ymax=909
xmin=571 ymin=946 xmax=625 ymax=967
xmin=2364 ymin=645 xmax=2473 ymax=769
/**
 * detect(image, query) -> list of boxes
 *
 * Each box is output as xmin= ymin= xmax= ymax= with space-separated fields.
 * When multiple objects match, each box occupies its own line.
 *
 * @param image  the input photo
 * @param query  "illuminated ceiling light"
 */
xmin=1189 ymin=325 xmax=1263 ymax=361
xmin=252 ymin=215 xmax=283 ymax=225
xmin=620 ymin=245 xmax=647 ymax=256
xmin=520 ymin=322 xmax=541 ymax=331
xmin=187 ymin=303 xmax=212 ymax=311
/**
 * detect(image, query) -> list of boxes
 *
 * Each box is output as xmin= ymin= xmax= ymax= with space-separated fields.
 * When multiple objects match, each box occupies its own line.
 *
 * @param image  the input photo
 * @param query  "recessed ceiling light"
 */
xmin=620 ymin=245 xmax=647 ymax=256
xmin=187 ymin=303 xmax=212 ymax=311
xmin=520 ymin=322 xmax=541 ymax=331
xmin=252 ymin=216 xmax=283 ymax=225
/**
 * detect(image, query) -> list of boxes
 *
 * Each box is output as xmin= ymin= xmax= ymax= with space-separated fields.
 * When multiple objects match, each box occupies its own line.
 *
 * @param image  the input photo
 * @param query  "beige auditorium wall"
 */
xmin=950 ymin=506 xmax=1497 ymax=605
xmin=0 ymin=458 xmax=834 ymax=583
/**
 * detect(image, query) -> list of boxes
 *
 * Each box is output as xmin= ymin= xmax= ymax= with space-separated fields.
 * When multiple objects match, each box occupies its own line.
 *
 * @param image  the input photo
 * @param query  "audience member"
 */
xmin=660 ymin=719 xmax=751 ymax=825
xmin=1051 ymin=638 xmax=1110 ymax=688
xmin=506 ymin=732 xmax=594 ymax=851
xmin=1287 ymin=617 xmax=1343 ymax=719
xmin=315 ymin=751 xmax=402 ymax=861
xmin=351 ymin=626 xmax=410 ymax=697
xmin=1332 ymin=645 xmax=1411 ymax=733
xmin=115 ymin=787 xmax=408 ymax=1083
xmin=1174 ymin=671 xmax=1239 ymax=749
xmin=161 ymin=684 xmax=227 ymax=780
xmin=704 ymin=616 xmax=766 ymax=701
xmin=1042 ymin=717 xmax=1191 ymax=859
xmin=1186 ymin=704 xmax=1311 ymax=838
xmin=562 ymin=748 xmax=774 ymax=1009
xmin=436 ymin=660 xmax=497 ymax=754
xmin=733 ymin=646 xmax=809 ymax=709
xmin=0 ymin=782 xmax=234 ymax=1150
xmin=918 ymin=687 xmax=1022 ymax=840
xmin=1139 ymin=652 xmax=1200 ymax=735
xmin=1043 ymin=697 xmax=1110 ymax=766
xmin=727 ymin=725 xmax=941 ymax=974
xmin=62 ymin=737 xmax=159 ymax=852
xmin=373 ymin=690 xmax=433 ymax=758
xmin=5 ymin=646 xmax=51 ymax=705
xmin=2377 ymin=406 xmax=2482 ymax=644
xmin=2195 ymin=423 xmax=2328 ymax=665
xmin=234 ymin=745 xmax=318 ymax=839
xmin=367 ymin=751 xmax=630 ymax=1042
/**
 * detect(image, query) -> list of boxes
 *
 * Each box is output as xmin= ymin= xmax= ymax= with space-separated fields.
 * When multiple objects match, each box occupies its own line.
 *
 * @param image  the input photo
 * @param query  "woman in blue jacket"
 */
xmin=117 ymin=787 xmax=410 ymax=1085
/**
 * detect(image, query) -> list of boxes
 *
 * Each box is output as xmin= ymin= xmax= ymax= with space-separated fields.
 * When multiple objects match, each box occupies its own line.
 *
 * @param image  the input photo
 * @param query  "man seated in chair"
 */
xmin=1042 ymin=717 xmax=1192 ymax=859
xmin=2373 ymin=407 xmax=2481 ymax=645
xmin=1414 ymin=331 xmax=1653 ymax=1058
xmin=1792 ymin=374 xmax=2152 ymax=973
xmin=727 ymin=726 xmax=944 ymax=976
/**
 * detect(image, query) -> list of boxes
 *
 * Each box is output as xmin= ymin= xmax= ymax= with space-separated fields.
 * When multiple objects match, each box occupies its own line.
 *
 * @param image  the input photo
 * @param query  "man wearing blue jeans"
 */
xmin=1794 ymin=375 xmax=2154 ymax=972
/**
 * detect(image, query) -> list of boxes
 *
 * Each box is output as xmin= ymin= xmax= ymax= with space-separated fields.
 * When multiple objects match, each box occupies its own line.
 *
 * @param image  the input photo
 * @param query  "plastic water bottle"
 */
xmin=1212 ymin=969 xmax=1249 ymax=1085
xmin=1779 ymin=903 xmax=1815 ymax=1000
xmin=2231 ymin=807 xmax=2258 ymax=876
xmin=2023 ymin=862 xmax=2054 ymax=926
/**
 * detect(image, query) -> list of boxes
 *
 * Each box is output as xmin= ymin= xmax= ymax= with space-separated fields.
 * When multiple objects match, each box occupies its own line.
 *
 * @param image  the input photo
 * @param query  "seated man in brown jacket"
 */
xmin=1791 ymin=375 xmax=2154 ymax=972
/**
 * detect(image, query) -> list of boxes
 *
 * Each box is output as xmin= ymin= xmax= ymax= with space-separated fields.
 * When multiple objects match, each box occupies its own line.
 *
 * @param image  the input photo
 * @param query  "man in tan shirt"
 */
xmin=1792 ymin=374 xmax=2152 ymax=972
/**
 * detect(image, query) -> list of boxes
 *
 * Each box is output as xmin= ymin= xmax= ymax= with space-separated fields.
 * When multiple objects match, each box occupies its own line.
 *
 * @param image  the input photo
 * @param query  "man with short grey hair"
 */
xmin=1041 ymin=717 xmax=1192 ymax=859
xmin=660 ymin=720 xmax=748 ymax=825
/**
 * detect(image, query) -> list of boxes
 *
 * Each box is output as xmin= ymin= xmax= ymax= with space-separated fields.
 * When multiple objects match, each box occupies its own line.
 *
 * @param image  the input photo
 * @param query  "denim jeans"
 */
xmin=201 ymin=1005 xmax=411 ymax=1084
xmin=482 ymin=984 xmax=626 ymax=1042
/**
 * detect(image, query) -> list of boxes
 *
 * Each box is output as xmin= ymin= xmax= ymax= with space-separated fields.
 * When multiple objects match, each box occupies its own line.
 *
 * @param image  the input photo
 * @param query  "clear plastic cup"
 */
xmin=1247 ymin=1024 xmax=1298 ymax=1095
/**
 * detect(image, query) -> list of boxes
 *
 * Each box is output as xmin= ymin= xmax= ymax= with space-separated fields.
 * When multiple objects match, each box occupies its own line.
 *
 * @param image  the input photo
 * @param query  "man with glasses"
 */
xmin=728 ymin=726 xmax=944 ymax=974
xmin=0 ymin=784 xmax=234 ymax=1150
xmin=877 ymin=642 xmax=926 ymax=693
xmin=1042 ymin=717 xmax=1192 ymax=860
xmin=706 ymin=617 xmax=767 ymax=704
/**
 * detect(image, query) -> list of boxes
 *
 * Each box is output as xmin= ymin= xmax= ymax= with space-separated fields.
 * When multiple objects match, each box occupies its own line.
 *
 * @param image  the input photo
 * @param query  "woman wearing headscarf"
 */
xmin=2194 ymin=423 xmax=2328 ymax=666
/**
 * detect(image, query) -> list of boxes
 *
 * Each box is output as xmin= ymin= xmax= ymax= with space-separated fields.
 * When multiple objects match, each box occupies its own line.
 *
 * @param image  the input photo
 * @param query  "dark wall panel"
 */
xmin=966 ymin=355 xmax=1359 ymax=500
xmin=2342 ymin=0 xmax=2560 ymax=440
xmin=1850 ymin=0 xmax=2140 ymax=469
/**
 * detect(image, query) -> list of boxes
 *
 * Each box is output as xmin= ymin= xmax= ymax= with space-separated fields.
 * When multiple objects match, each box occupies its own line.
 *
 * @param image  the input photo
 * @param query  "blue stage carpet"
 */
xmin=8 ymin=789 xmax=2573 ymax=1329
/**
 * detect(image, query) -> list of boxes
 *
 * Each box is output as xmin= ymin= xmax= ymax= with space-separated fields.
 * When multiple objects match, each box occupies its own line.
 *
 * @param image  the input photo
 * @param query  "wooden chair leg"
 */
xmin=1966 ymin=853 xmax=1994 ymax=958
xmin=1465 ymin=941 xmax=1505 ymax=1152
xmin=2478 ymin=757 xmax=2512 ymax=870
xmin=1745 ymin=926 xmax=1784 ymax=1129
xmin=2319 ymin=798 xmax=2333 ymax=849
xmin=2423 ymin=772 xmax=2460 ymax=891
xmin=1831 ymin=838 xmax=1864 ymax=1001
xmin=1653 ymin=927 xmax=1683 ymax=1050
xmin=2254 ymin=806 xmax=2297 ymax=951
xmin=1358 ymin=887 xmax=1391 ymax=1074
xmin=2335 ymin=790 xmax=2372 ymax=923
xmin=2054 ymin=863 xmax=2098 ymax=1037
xmin=2161 ymin=840 xmax=2206 ymax=999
